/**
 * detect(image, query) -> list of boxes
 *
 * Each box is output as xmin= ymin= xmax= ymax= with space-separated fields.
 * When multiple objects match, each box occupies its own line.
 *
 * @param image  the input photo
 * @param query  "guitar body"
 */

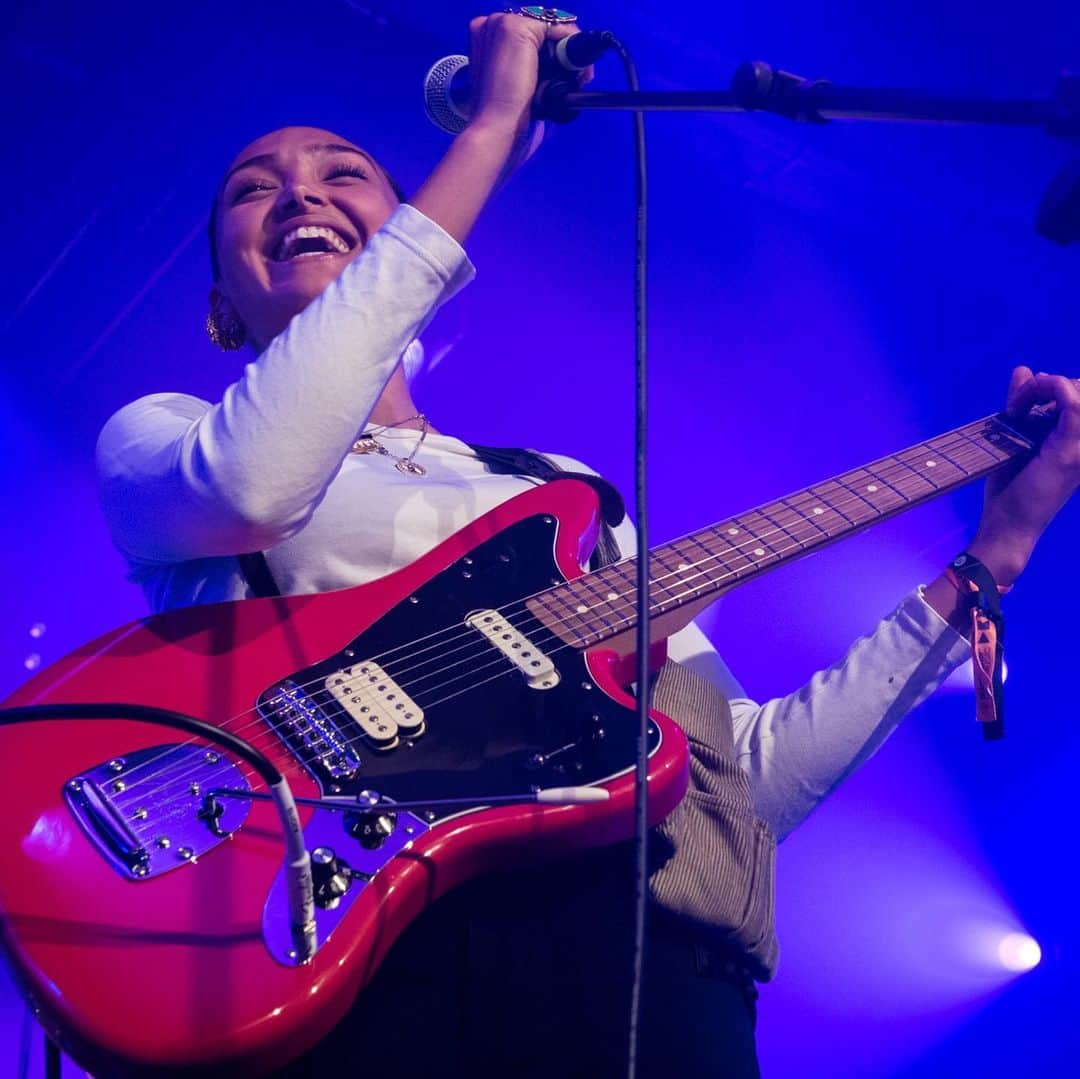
xmin=0 ymin=480 xmax=688 ymax=1076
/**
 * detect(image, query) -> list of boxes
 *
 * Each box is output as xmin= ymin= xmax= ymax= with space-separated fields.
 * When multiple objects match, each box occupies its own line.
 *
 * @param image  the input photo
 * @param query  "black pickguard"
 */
xmin=260 ymin=514 xmax=656 ymax=821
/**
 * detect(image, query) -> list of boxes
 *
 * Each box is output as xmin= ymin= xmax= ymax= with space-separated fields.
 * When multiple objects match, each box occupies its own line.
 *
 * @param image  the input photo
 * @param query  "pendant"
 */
xmin=395 ymin=459 xmax=426 ymax=476
xmin=350 ymin=436 xmax=381 ymax=455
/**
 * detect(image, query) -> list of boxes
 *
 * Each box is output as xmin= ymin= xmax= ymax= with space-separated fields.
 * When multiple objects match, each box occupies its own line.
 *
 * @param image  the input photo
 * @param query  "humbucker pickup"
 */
xmin=325 ymin=662 xmax=425 ymax=749
xmin=465 ymin=609 xmax=560 ymax=690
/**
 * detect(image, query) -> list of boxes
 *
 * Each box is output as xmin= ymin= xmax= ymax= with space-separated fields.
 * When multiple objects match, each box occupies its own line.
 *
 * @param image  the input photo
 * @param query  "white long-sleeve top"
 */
xmin=97 ymin=203 xmax=970 ymax=841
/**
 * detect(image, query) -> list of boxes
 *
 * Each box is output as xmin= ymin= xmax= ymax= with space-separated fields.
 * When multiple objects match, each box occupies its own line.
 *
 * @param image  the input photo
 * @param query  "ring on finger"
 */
xmin=515 ymin=6 xmax=579 ymax=23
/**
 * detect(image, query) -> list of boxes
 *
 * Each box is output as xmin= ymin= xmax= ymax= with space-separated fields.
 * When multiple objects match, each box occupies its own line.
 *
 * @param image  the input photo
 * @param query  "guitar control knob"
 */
xmin=344 ymin=809 xmax=398 ymax=850
xmin=311 ymin=846 xmax=352 ymax=909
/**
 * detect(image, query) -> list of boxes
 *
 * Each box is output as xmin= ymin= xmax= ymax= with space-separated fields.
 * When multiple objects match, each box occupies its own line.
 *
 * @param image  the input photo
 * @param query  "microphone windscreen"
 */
xmin=423 ymin=55 xmax=471 ymax=134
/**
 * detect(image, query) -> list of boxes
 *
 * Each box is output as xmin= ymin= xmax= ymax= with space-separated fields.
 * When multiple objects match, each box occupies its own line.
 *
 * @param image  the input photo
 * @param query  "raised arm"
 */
xmin=97 ymin=12 xmax=582 ymax=567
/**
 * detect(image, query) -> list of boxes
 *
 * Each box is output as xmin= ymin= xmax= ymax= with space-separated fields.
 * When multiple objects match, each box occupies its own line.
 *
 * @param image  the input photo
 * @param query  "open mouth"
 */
xmin=271 ymin=225 xmax=354 ymax=262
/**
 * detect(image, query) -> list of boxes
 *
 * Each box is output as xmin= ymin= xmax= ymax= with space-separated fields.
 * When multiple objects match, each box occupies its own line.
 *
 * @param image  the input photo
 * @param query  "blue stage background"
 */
xmin=1 ymin=2 xmax=1077 ymax=1075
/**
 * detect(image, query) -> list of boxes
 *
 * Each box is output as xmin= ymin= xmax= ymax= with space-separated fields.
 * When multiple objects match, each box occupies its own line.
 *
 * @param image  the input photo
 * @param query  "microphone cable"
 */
xmin=601 ymin=34 xmax=653 ymax=1079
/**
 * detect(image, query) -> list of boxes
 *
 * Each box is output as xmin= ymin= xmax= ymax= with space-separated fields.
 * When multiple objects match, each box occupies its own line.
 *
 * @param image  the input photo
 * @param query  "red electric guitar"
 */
xmin=0 ymin=412 xmax=1038 ymax=1075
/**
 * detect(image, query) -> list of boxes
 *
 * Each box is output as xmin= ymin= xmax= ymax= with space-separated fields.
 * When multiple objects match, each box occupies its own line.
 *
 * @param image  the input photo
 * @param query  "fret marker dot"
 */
xmin=606 ymin=592 xmax=619 ymax=601
xmin=812 ymin=507 xmax=824 ymax=516
xmin=753 ymin=548 xmax=765 ymax=557
xmin=728 ymin=527 xmax=739 ymax=535
xmin=867 ymin=484 xmax=878 ymax=493
xmin=576 ymin=605 xmax=589 ymax=614
xmin=678 ymin=562 xmax=691 ymax=571
xmin=925 ymin=460 xmax=937 ymax=468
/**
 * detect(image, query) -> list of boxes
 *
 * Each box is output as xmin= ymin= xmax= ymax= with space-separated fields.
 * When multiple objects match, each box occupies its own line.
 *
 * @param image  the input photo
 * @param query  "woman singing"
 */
xmin=95 ymin=9 xmax=1080 ymax=1076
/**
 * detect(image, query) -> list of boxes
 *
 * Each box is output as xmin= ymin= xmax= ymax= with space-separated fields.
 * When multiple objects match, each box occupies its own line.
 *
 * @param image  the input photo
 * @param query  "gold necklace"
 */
xmin=350 ymin=414 xmax=430 ymax=476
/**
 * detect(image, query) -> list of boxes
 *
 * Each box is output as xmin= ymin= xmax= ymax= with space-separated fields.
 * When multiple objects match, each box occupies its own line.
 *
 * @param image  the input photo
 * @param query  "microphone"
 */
xmin=424 ymin=31 xmax=615 ymax=134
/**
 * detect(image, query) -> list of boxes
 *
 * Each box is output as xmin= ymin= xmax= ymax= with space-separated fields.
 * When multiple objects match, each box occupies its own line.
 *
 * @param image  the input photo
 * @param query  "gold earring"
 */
xmin=206 ymin=302 xmax=246 ymax=351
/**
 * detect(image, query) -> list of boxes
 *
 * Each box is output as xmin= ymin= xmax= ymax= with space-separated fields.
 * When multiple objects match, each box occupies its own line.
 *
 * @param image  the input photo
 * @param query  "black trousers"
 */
xmin=282 ymin=845 xmax=761 ymax=1078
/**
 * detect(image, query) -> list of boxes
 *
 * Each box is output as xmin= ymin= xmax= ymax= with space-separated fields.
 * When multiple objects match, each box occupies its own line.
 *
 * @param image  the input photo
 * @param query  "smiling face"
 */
xmin=212 ymin=126 xmax=400 ymax=348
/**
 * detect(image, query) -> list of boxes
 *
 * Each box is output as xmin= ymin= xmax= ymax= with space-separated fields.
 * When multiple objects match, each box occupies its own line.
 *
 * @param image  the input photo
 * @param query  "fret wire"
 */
xmin=775 ymin=497 xmax=833 ymax=544
xmin=737 ymin=511 xmax=786 ymax=559
xmin=832 ymin=471 xmax=890 ymax=518
xmin=663 ymin=539 xmax=717 ymax=596
xmin=648 ymin=549 xmax=688 ymax=604
xmin=865 ymin=467 xmax=911 ymax=505
xmin=683 ymin=532 xmax=737 ymax=579
xmin=925 ymin=423 xmax=1001 ymax=465
xmin=528 ymin=592 xmax=586 ymax=644
xmin=893 ymin=441 xmax=962 ymax=478
xmin=871 ymin=426 xmax=984 ymax=491
xmin=596 ymin=575 xmax=635 ymax=624
xmin=916 ymin=437 xmax=987 ymax=474
xmin=776 ymin=495 xmax=831 ymax=537
xmin=555 ymin=576 xmax=611 ymax=639
xmin=954 ymin=424 xmax=1014 ymax=464
xmin=781 ymin=491 xmax=841 ymax=537
xmin=531 ymin=591 xmax=566 ymax=624
xmin=704 ymin=525 xmax=757 ymax=573
xmin=807 ymin=484 xmax=859 ymax=525
xmin=603 ymin=562 xmax=644 ymax=619
xmin=843 ymin=469 xmax=908 ymax=515
xmin=757 ymin=505 xmax=810 ymax=548
xmin=984 ymin=414 xmax=1036 ymax=453
xmin=532 ymin=415 xmax=1034 ymax=648
xmin=708 ymin=524 xmax=776 ymax=575
xmin=573 ymin=573 xmax=623 ymax=634
xmin=690 ymin=528 xmax=728 ymax=565
xmin=607 ymin=561 xmax=639 ymax=586
xmin=920 ymin=439 xmax=971 ymax=477
xmin=883 ymin=440 xmax=959 ymax=485
xmin=730 ymin=512 xmax=768 ymax=551
xmin=920 ymin=441 xmax=993 ymax=479
xmin=884 ymin=453 xmax=942 ymax=493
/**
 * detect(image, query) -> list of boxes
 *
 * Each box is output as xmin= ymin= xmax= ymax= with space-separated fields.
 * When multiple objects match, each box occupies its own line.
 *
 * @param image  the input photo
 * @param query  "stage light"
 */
xmin=997 ymin=932 xmax=1041 ymax=973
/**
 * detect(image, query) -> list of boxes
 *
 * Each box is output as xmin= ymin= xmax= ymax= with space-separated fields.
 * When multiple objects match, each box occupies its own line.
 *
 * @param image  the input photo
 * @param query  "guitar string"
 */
xmin=104 ymin=427 xmax=1011 ymax=806
xmin=143 ymin=419 xmax=999 ymax=732
xmin=105 ymin=429 xmax=1006 ymax=816
xmin=106 ymin=427 xmax=1011 ymax=811
xmin=105 ymin=427 xmax=1011 ymax=814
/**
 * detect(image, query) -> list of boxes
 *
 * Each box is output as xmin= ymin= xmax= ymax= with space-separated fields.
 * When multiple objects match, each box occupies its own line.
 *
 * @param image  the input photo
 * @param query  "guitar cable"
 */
xmin=0 ymin=702 xmax=317 ymax=963
xmin=601 ymin=34 xmax=652 ymax=1079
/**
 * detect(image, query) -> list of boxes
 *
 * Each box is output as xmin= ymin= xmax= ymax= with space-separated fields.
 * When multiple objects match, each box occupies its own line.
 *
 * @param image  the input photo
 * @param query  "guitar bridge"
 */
xmin=259 ymin=680 xmax=362 ymax=780
xmin=64 ymin=746 xmax=251 ymax=880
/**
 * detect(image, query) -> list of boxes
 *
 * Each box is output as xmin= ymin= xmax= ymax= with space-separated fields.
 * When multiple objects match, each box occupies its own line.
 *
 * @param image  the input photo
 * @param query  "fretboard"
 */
xmin=527 ymin=412 xmax=1038 ymax=649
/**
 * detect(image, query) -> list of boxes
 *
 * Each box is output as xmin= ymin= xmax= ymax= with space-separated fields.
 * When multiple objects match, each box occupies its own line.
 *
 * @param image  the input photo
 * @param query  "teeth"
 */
xmin=275 ymin=225 xmax=351 ymax=260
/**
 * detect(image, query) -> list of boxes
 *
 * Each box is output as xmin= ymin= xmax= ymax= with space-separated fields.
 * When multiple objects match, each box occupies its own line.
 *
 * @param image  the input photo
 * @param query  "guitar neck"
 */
xmin=528 ymin=412 xmax=1039 ymax=650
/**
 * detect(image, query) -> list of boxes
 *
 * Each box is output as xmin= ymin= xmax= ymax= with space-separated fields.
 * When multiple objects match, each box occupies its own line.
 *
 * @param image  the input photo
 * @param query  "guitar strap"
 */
xmin=237 ymin=443 xmax=627 ymax=598
xmin=237 ymin=550 xmax=283 ymax=600
xmin=464 ymin=443 xmax=626 ymax=571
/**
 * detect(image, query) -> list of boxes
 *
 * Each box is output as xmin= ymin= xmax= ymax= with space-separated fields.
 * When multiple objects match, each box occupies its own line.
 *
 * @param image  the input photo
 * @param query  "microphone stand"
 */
xmin=543 ymin=64 xmax=1080 ymax=244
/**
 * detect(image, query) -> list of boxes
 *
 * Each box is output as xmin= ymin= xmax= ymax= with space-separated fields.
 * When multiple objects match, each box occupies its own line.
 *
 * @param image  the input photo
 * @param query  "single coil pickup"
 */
xmin=465 ymin=610 xmax=560 ymax=690
xmin=325 ymin=661 xmax=425 ymax=750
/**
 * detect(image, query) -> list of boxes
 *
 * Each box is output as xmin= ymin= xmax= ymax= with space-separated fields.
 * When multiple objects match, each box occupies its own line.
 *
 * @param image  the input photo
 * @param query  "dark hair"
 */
xmin=207 ymin=157 xmax=408 ymax=283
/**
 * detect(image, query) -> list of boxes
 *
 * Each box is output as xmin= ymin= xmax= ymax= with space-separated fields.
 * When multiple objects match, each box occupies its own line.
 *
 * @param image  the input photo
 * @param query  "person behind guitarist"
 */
xmin=95 ymin=9 xmax=1080 ymax=1077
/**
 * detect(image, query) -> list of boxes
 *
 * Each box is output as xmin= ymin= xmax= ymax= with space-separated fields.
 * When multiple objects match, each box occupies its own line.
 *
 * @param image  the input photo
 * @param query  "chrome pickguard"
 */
xmin=64 ymin=745 xmax=251 ymax=880
xmin=262 ymin=797 xmax=429 ymax=966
